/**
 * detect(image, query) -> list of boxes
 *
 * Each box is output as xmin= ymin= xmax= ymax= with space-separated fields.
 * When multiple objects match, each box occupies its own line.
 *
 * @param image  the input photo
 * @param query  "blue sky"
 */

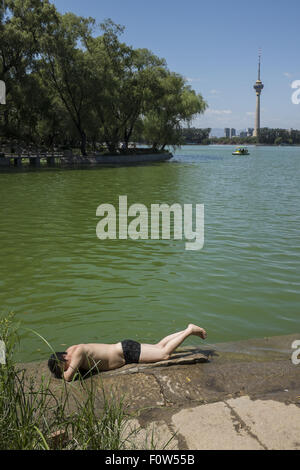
xmin=52 ymin=0 xmax=300 ymax=130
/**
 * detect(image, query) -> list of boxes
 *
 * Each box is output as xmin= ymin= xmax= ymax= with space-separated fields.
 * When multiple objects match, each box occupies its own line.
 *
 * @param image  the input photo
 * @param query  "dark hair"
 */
xmin=48 ymin=352 xmax=67 ymax=379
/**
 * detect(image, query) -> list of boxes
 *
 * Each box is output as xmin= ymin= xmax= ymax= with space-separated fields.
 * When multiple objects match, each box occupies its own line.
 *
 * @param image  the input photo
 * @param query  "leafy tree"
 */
xmin=86 ymin=21 xmax=167 ymax=153
xmin=258 ymin=128 xmax=291 ymax=145
xmin=142 ymin=73 xmax=207 ymax=150
xmin=38 ymin=12 xmax=96 ymax=155
xmin=181 ymin=127 xmax=211 ymax=144
xmin=0 ymin=0 xmax=58 ymax=139
xmin=0 ymin=4 xmax=209 ymax=155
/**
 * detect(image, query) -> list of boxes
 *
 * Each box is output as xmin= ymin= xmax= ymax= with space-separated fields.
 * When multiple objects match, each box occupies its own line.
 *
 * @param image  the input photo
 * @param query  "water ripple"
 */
xmin=0 ymin=146 xmax=299 ymax=361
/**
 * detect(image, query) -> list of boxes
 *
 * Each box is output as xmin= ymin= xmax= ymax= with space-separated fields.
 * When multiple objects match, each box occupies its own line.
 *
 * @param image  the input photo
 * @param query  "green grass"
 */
xmin=0 ymin=313 xmax=175 ymax=450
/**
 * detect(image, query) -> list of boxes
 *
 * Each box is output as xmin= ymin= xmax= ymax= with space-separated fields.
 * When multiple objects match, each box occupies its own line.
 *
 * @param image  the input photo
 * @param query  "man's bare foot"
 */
xmin=188 ymin=324 xmax=207 ymax=339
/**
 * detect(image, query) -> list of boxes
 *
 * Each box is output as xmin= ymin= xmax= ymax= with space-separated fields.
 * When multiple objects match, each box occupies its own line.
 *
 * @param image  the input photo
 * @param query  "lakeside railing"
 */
xmin=0 ymin=151 xmax=65 ymax=167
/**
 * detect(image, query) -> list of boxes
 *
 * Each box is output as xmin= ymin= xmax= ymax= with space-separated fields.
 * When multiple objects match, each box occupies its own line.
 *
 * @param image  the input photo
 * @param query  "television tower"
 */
xmin=253 ymin=52 xmax=264 ymax=139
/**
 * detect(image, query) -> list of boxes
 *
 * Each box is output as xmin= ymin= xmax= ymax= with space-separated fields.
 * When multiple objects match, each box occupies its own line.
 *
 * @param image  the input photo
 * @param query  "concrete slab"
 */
xmin=227 ymin=396 xmax=300 ymax=450
xmin=172 ymin=401 xmax=263 ymax=450
xmin=122 ymin=419 xmax=179 ymax=450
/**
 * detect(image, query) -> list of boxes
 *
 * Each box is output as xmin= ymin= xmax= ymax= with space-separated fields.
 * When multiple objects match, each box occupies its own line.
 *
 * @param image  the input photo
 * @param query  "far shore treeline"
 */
xmin=0 ymin=0 xmax=207 ymax=156
xmin=180 ymin=127 xmax=300 ymax=146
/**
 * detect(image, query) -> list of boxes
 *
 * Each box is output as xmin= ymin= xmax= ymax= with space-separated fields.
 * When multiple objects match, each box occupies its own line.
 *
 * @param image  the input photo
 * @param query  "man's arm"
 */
xmin=64 ymin=345 xmax=84 ymax=382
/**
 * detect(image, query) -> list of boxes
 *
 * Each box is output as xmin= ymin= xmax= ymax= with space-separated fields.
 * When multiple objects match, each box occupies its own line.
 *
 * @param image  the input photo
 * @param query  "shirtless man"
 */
xmin=48 ymin=324 xmax=207 ymax=382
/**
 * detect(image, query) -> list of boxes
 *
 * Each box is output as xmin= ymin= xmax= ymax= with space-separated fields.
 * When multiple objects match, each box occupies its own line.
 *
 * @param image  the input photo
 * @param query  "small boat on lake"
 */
xmin=232 ymin=147 xmax=249 ymax=156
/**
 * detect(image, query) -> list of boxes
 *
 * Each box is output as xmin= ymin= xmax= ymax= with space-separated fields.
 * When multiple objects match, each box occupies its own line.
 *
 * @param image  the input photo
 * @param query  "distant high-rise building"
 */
xmin=253 ymin=52 xmax=264 ymax=139
xmin=247 ymin=128 xmax=254 ymax=137
xmin=224 ymin=128 xmax=236 ymax=138
xmin=240 ymin=131 xmax=247 ymax=138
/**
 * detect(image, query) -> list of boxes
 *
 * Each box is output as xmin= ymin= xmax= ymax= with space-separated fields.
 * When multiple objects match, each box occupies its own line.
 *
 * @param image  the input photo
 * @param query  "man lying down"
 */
xmin=48 ymin=324 xmax=207 ymax=382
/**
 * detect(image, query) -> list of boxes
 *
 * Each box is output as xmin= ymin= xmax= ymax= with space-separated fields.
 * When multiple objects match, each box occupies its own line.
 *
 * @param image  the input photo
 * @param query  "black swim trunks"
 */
xmin=121 ymin=339 xmax=141 ymax=364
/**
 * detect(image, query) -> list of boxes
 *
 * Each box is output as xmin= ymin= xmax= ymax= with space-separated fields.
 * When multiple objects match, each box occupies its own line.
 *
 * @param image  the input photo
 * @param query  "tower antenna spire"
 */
xmin=258 ymin=48 xmax=262 ymax=80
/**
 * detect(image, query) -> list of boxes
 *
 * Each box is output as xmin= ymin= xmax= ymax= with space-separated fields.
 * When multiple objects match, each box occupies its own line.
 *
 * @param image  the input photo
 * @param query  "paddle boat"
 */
xmin=232 ymin=147 xmax=249 ymax=156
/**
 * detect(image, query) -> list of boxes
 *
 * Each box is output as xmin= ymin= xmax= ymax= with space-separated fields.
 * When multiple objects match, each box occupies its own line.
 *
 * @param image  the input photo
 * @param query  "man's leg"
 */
xmin=139 ymin=324 xmax=207 ymax=363
xmin=156 ymin=330 xmax=185 ymax=348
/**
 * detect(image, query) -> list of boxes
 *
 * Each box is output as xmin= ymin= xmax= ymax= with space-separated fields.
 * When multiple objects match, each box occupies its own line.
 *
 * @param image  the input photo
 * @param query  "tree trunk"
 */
xmin=123 ymin=131 xmax=129 ymax=151
xmin=3 ymin=109 xmax=9 ymax=133
xmin=80 ymin=130 xmax=87 ymax=156
xmin=106 ymin=141 xmax=116 ymax=154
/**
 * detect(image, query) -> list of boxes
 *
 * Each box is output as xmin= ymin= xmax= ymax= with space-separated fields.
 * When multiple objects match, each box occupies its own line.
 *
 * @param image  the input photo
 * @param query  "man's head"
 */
xmin=48 ymin=352 xmax=68 ymax=379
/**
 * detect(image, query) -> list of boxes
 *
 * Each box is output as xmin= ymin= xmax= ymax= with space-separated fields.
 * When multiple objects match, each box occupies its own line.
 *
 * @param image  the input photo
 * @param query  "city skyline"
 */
xmin=51 ymin=0 xmax=300 ymax=130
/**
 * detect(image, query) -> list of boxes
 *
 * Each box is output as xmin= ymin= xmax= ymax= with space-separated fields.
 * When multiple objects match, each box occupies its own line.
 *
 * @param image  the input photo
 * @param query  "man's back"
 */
xmin=64 ymin=342 xmax=125 ymax=381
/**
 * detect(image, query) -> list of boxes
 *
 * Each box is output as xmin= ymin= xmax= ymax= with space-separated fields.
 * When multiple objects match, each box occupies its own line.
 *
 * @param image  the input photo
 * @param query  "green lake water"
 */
xmin=0 ymin=145 xmax=299 ymax=362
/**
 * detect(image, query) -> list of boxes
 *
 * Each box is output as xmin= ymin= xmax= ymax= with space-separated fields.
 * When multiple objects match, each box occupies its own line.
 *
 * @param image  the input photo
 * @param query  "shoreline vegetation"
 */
xmin=180 ymin=127 xmax=300 ymax=146
xmin=1 ymin=3 xmax=298 ymax=158
xmin=0 ymin=1 xmax=206 ymax=158
xmin=0 ymin=313 xmax=173 ymax=450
